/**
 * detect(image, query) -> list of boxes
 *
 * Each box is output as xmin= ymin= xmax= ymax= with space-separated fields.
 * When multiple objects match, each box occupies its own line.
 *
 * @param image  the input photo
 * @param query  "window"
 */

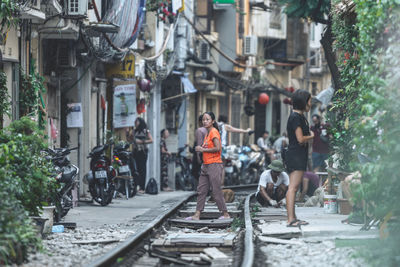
xmin=310 ymin=23 xmax=315 ymax=42
xmin=310 ymin=49 xmax=320 ymax=68
xmin=312 ymin=82 xmax=318 ymax=95
xmin=206 ymin=98 xmax=217 ymax=115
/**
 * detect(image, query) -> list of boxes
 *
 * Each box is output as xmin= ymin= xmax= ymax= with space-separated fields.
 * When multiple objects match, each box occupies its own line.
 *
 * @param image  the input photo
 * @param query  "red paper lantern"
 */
xmin=138 ymin=79 xmax=151 ymax=92
xmin=137 ymin=99 xmax=146 ymax=114
xmin=258 ymin=93 xmax=269 ymax=105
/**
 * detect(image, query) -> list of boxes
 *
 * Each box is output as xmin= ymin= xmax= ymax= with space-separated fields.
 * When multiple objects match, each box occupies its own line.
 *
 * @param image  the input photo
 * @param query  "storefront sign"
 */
xmin=113 ymin=83 xmax=136 ymax=128
xmin=66 ymin=103 xmax=83 ymax=128
xmin=106 ymin=53 xmax=135 ymax=79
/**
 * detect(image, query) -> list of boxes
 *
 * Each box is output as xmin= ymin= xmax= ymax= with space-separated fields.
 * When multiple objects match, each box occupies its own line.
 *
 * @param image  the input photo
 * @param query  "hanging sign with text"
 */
xmin=113 ymin=83 xmax=137 ymax=128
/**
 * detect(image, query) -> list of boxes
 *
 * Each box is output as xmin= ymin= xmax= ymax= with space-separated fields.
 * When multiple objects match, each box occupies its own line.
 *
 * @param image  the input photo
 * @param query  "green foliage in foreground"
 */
xmin=330 ymin=0 xmax=400 ymax=265
xmin=0 ymin=0 xmax=19 ymax=32
xmin=0 ymin=117 xmax=56 ymax=264
xmin=0 ymin=71 xmax=11 ymax=128
xmin=0 ymin=190 xmax=41 ymax=265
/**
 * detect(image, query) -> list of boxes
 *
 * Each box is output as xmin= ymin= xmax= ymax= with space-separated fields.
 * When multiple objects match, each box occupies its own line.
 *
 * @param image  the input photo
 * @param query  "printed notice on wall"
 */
xmin=113 ymin=83 xmax=136 ymax=128
xmin=66 ymin=103 xmax=83 ymax=128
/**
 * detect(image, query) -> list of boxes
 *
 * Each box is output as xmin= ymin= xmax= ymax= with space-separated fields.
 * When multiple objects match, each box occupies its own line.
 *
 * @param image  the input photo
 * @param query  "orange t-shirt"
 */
xmin=202 ymin=128 xmax=222 ymax=164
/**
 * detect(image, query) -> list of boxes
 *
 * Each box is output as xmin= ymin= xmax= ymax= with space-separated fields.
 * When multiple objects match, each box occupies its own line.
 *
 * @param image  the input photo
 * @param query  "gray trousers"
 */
xmin=196 ymin=163 xmax=227 ymax=212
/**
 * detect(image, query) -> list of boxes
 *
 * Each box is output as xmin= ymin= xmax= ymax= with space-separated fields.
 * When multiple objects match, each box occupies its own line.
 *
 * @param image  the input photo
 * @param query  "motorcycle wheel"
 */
xmin=176 ymin=172 xmax=186 ymax=191
xmin=224 ymin=172 xmax=233 ymax=186
xmin=98 ymin=183 xmax=108 ymax=206
xmin=61 ymin=191 xmax=73 ymax=217
xmin=54 ymin=202 xmax=62 ymax=223
xmin=232 ymin=170 xmax=240 ymax=185
xmin=129 ymin=179 xmax=136 ymax=197
xmin=107 ymin=183 xmax=115 ymax=204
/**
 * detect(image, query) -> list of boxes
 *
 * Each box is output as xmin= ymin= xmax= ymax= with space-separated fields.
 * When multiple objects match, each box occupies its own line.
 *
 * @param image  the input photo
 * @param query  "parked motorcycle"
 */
xmin=241 ymin=145 xmax=265 ymax=184
xmin=223 ymin=145 xmax=241 ymax=186
xmin=175 ymin=145 xmax=194 ymax=191
xmin=112 ymin=142 xmax=137 ymax=199
xmin=85 ymin=144 xmax=116 ymax=206
xmin=232 ymin=145 xmax=266 ymax=185
xmin=44 ymin=147 xmax=79 ymax=222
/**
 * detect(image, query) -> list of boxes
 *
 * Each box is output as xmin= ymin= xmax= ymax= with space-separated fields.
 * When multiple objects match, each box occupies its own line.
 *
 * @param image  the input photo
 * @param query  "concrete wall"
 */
xmin=215 ymin=6 xmax=236 ymax=72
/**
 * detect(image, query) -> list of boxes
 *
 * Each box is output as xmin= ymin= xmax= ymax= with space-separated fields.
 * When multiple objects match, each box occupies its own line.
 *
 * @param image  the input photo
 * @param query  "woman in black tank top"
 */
xmin=285 ymin=90 xmax=314 ymax=227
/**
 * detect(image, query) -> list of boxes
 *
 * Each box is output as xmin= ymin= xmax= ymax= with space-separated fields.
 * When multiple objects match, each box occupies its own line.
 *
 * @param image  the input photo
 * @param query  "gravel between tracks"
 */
xmin=19 ymin=221 xmax=146 ymax=267
xmin=256 ymin=239 xmax=366 ymax=267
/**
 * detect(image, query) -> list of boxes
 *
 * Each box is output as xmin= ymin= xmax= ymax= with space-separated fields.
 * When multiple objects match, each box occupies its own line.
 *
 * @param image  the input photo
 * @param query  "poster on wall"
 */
xmin=113 ymin=83 xmax=136 ymax=128
xmin=66 ymin=103 xmax=83 ymax=128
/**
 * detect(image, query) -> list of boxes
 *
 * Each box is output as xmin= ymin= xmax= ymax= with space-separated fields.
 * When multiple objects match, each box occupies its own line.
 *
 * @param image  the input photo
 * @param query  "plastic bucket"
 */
xmin=323 ymin=194 xmax=337 ymax=214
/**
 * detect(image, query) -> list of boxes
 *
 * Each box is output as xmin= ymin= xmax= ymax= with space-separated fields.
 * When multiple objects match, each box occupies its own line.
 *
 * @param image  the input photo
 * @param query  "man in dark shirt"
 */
xmin=191 ymin=115 xmax=207 ymax=184
xmin=310 ymin=115 xmax=330 ymax=172
xmin=298 ymin=171 xmax=320 ymax=201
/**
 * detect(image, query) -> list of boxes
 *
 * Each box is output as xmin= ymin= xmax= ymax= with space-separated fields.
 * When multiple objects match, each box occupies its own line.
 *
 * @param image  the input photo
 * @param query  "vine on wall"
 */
xmin=19 ymin=62 xmax=46 ymax=128
xmin=331 ymin=1 xmax=400 ymax=265
xmin=0 ymin=71 xmax=11 ymax=129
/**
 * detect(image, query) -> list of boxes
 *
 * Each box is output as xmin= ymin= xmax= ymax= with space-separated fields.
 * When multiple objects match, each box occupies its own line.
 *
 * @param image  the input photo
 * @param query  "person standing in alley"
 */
xmin=186 ymin=112 xmax=230 ymax=220
xmin=310 ymin=114 xmax=330 ymax=172
xmin=218 ymin=114 xmax=253 ymax=185
xmin=285 ymin=89 xmax=314 ymax=227
xmin=160 ymin=129 xmax=173 ymax=191
xmin=132 ymin=117 xmax=153 ymax=194
xmin=217 ymin=115 xmax=253 ymax=149
xmin=257 ymin=130 xmax=276 ymax=163
xmin=191 ymin=115 xmax=207 ymax=187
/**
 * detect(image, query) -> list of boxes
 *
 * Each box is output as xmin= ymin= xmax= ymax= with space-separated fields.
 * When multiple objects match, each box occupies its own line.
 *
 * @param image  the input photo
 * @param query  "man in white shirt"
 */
xmin=273 ymin=132 xmax=288 ymax=153
xmin=256 ymin=160 xmax=289 ymax=207
xmin=257 ymin=131 xmax=276 ymax=162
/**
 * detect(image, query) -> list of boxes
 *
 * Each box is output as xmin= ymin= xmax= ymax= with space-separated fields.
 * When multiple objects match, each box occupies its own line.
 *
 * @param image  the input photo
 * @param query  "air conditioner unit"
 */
xmin=249 ymin=0 xmax=266 ymax=4
xmin=243 ymin=36 xmax=257 ymax=56
xmin=197 ymin=40 xmax=210 ymax=61
xmin=57 ymin=42 xmax=76 ymax=67
xmin=68 ymin=0 xmax=88 ymax=16
xmin=32 ymin=0 xmax=41 ymax=9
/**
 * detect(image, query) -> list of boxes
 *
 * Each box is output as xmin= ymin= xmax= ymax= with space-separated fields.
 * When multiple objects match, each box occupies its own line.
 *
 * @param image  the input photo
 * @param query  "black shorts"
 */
xmin=285 ymin=149 xmax=307 ymax=173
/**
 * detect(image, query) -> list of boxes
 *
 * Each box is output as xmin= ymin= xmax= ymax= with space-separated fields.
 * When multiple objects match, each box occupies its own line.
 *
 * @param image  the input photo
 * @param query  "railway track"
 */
xmin=85 ymin=183 xmax=370 ymax=267
xmin=87 ymin=185 xmax=258 ymax=267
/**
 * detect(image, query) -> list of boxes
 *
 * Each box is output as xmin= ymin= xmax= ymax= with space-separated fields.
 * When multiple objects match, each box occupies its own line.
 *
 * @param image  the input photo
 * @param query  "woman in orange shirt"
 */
xmin=186 ymin=112 xmax=230 ymax=220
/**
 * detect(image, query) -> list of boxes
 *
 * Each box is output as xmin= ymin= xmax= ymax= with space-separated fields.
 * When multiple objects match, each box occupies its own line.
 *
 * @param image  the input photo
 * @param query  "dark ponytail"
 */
xmin=204 ymin=111 xmax=219 ymax=131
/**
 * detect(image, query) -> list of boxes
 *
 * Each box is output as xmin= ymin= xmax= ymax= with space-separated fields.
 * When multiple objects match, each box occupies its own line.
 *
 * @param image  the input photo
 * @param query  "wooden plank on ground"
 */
xmin=200 ymin=253 xmax=212 ymax=262
xmin=258 ymin=236 xmax=302 ymax=245
xmin=71 ymin=239 xmax=119 ymax=245
xmin=180 ymin=206 xmax=239 ymax=211
xmin=203 ymin=247 xmax=228 ymax=259
xmin=258 ymin=208 xmax=287 ymax=214
xmin=150 ymin=245 xmax=232 ymax=253
xmin=133 ymin=256 xmax=160 ymax=267
xmin=211 ymin=258 xmax=232 ymax=267
xmin=167 ymin=233 xmax=236 ymax=246
xmin=151 ymin=233 xmax=237 ymax=249
xmin=169 ymin=218 xmax=233 ymax=229
xmin=257 ymin=222 xmax=301 ymax=238
xmin=178 ymin=210 xmax=241 ymax=219
xmin=186 ymin=202 xmax=239 ymax=207
xmin=253 ymin=217 xmax=286 ymax=223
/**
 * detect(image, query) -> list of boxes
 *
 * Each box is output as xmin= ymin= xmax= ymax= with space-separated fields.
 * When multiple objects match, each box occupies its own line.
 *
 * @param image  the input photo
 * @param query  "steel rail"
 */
xmin=223 ymin=184 xmax=258 ymax=191
xmin=88 ymin=192 xmax=196 ymax=267
xmin=88 ymin=184 xmax=257 ymax=267
xmin=241 ymin=192 xmax=255 ymax=267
